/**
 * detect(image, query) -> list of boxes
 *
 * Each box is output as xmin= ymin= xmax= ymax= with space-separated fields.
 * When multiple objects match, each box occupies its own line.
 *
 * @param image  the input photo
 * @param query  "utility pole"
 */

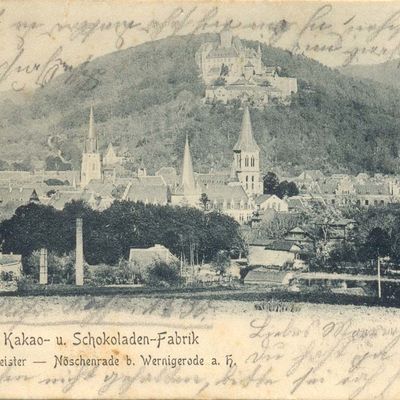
xmin=377 ymin=256 xmax=382 ymax=299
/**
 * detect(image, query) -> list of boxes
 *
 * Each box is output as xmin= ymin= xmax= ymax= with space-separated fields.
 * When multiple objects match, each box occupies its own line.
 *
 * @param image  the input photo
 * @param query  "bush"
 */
xmin=23 ymin=250 xmax=88 ymax=284
xmin=0 ymin=271 xmax=15 ymax=282
xmin=211 ymin=250 xmax=230 ymax=276
xmin=145 ymin=261 xmax=182 ymax=287
xmin=17 ymin=275 xmax=36 ymax=291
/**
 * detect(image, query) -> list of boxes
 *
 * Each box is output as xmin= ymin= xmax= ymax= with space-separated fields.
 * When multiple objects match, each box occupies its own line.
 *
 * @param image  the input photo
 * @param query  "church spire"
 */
xmin=181 ymin=135 xmax=197 ymax=194
xmin=85 ymin=106 xmax=98 ymax=153
xmin=257 ymin=42 xmax=262 ymax=58
xmin=233 ymin=107 xmax=260 ymax=152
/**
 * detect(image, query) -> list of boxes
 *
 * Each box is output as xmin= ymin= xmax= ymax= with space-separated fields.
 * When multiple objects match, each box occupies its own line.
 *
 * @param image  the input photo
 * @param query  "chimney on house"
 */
xmin=75 ymin=218 xmax=84 ymax=286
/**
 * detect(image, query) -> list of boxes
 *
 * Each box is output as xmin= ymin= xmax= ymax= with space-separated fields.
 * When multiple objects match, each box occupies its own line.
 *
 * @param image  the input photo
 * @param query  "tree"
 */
xmin=199 ymin=193 xmax=210 ymax=211
xmin=145 ymin=261 xmax=181 ymax=287
xmin=24 ymin=250 xmax=77 ymax=284
xmin=44 ymin=179 xmax=67 ymax=186
xmin=363 ymin=227 xmax=391 ymax=261
xmin=275 ymin=180 xmax=299 ymax=198
xmin=254 ymin=211 xmax=303 ymax=240
xmin=111 ymin=185 xmax=126 ymax=200
xmin=211 ymin=250 xmax=230 ymax=276
xmin=0 ymin=199 xmax=245 ymax=267
xmin=0 ymin=160 xmax=10 ymax=171
xmin=12 ymin=159 xmax=33 ymax=171
xmin=220 ymin=64 xmax=229 ymax=77
xmin=45 ymin=156 xmax=72 ymax=171
xmin=263 ymin=172 xmax=279 ymax=194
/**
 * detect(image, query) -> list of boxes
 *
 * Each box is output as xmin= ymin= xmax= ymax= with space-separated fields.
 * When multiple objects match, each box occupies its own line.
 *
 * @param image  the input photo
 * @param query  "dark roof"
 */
xmin=196 ymin=172 xmax=231 ymax=186
xmin=124 ymin=184 xmax=169 ymax=204
xmin=206 ymin=46 xmax=238 ymax=59
xmin=255 ymin=194 xmax=272 ymax=205
xmin=329 ymin=218 xmax=356 ymax=227
xmin=0 ymin=187 xmax=37 ymax=203
xmin=48 ymin=190 xmax=90 ymax=210
xmin=249 ymin=238 xmax=275 ymax=246
xmin=205 ymin=184 xmax=248 ymax=203
xmin=264 ymin=240 xmax=301 ymax=252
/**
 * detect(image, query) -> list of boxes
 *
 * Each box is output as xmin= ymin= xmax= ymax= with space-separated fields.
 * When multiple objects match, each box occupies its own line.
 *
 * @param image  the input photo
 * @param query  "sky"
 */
xmin=1 ymin=0 xmax=400 ymax=93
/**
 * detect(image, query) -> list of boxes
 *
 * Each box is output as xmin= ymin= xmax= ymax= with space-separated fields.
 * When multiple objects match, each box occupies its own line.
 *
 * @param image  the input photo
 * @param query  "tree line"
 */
xmin=0 ymin=200 xmax=245 ymax=268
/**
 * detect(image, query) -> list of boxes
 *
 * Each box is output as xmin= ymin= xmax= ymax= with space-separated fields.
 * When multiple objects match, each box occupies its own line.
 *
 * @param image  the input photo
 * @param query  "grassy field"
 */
xmin=11 ymin=283 xmax=400 ymax=309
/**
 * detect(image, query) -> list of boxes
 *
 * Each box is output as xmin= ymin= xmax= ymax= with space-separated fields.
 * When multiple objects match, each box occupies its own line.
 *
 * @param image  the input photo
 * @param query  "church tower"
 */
xmin=171 ymin=135 xmax=200 ymax=207
xmin=81 ymin=107 xmax=102 ymax=188
xmin=233 ymin=107 xmax=262 ymax=196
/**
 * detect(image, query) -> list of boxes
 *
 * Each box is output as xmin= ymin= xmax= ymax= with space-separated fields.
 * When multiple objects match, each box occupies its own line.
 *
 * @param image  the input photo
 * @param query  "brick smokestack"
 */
xmin=75 ymin=218 xmax=84 ymax=286
xmin=39 ymin=248 xmax=47 ymax=285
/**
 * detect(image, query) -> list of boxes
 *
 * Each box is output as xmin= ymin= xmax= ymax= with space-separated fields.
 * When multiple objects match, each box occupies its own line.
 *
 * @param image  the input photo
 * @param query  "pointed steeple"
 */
xmin=257 ymin=43 xmax=262 ymax=58
xmin=181 ymin=135 xmax=197 ymax=194
xmin=85 ymin=107 xmax=98 ymax=153
xmin=106 ymin=143 xmax=115 ymax=157
xmin=233 ymin=107 xmax=260 ymax=152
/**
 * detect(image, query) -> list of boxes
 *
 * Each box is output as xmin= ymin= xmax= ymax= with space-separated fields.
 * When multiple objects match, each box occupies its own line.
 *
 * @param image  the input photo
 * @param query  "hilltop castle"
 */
xmin=196 ymin=28 xmax=297 ymax=107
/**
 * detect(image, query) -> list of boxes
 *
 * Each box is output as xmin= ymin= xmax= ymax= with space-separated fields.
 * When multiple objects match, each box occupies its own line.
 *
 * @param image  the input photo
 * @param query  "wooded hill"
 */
xmin=2 ymin=33 xmax=400 ymax=175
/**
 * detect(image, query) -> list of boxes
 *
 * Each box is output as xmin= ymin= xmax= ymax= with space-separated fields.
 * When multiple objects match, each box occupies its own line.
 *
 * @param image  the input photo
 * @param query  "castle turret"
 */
xmin=81 ymin=107 xmax=102 ymax=188
xmin=233 ymin=107 xmax=262 ymax=196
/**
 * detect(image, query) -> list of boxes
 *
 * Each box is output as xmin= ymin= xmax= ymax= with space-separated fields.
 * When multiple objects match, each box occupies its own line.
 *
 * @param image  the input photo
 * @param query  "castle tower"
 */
xmin=233 ymin=107 xmax=262 ymax=196
xmin=81 ymin=107 xmax=102 ymax=188
xmin=220 ymin=26 xmax=233 ymax=48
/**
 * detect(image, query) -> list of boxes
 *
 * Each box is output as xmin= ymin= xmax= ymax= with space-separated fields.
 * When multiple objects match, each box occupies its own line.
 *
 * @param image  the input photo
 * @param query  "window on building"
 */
xmin=365 ymin=200 xmax=369 ymax=206
xmin=374 ymin=200 xmax=378 ymax=206
xmin=331 ymin=199 xmax=335 ymax=205
xmin=245 ymin=156 xmax=249 ymax=167
xmin=246 ymin=176 xmax=248 ymax=182
xmin=381 ymin=200 xmax=385 ymax=205
xmin=251 ymin=156 xmax=255 ymax=167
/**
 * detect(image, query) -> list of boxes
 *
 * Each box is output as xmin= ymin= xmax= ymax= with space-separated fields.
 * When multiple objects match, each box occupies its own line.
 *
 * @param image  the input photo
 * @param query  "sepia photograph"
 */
xmin=1 ymin=0 xmax=400 ymax=398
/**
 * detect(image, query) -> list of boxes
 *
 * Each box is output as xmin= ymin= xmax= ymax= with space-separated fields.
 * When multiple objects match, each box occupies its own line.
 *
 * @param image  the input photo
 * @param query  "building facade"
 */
xmin=196 ymin=28 xmax=297 ymax=106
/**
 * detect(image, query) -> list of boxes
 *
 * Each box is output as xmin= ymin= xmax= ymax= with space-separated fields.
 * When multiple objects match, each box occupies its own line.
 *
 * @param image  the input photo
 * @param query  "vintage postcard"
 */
xmin=2 ymin=0 xmax=400 ymax=398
